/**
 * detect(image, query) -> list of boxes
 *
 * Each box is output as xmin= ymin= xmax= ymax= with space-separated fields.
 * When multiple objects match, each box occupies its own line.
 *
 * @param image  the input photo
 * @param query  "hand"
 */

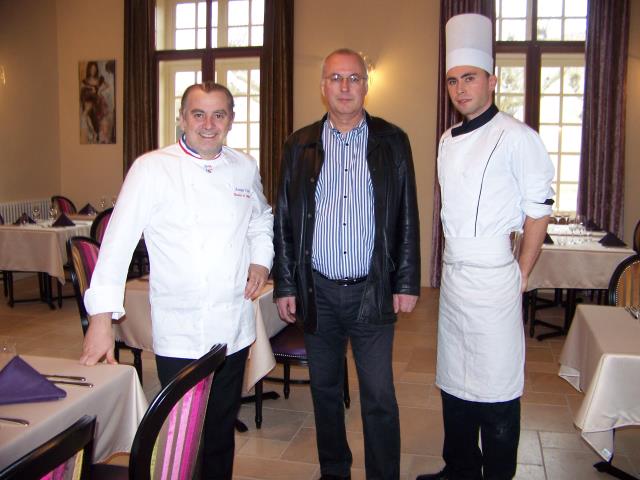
xmin=520 ymin=270 xmax=529 ymax=293
xmin=79 ymin=313 xmax=117 ymax=366
xmin=244 ymin=264 xmax=270 ymax=300
xmin=393 ymin=294 xmax=418 ymax=314
xmin=276 ymin=296 xmax=297 ymax=323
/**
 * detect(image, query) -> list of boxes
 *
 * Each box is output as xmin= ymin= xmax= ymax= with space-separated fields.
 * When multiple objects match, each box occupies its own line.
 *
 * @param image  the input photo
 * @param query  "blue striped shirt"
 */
xmin=312 ymin=118 xmax=375 ymax=280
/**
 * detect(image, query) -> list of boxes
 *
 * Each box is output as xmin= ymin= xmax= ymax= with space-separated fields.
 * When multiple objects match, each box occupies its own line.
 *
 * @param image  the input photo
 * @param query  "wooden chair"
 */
xmin=90 ymin=207 xmax=114 ymax=244
xmin=0 ymin=415 xmax=96 ymax=480
xmin=608 ymin=254 xmax=640 ymax=307
xmin=91 ymin=344 xmax=227 ymax=480
xmin=253 ymin=324 xmax=350 ymax=428
xmin=67 ymin=236 xmax=144 ymax=383
xmin=51 ymin=195 xmax=77 ymax=215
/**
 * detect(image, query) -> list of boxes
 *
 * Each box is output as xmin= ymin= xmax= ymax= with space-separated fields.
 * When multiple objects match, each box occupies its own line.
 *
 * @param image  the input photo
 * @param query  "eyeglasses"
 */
xmin=324 ymin=73 xmax=368 ymax=84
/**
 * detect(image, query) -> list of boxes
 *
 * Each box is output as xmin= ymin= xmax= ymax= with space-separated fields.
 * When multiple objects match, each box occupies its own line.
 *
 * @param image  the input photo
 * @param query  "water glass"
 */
xmin=0 ymin=337 xmax=16 ymax=370
xmin=99 ymin=196 xmax=106 ymax=210
xmin=31 ymin=205 xmax=41 ymax=222
xmin=49 ymin=205 xmax=58 ymax=221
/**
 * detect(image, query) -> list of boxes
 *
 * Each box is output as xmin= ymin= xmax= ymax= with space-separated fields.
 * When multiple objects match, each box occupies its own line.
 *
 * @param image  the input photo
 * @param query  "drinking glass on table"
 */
xmin=0 ymin=337 xmax=16 ymax=370
xmin=48 ymin=205 xmax=58 ymax=225
xmin=31 ymin=205 xmax=41 ymax=223
xmin=99 ymin=196 xmax=106 ymax=211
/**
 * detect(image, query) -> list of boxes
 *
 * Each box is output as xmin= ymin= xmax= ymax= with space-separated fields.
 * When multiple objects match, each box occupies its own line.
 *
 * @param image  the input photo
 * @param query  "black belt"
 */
xmin=313 ymin=270 xmax=367 ymax=286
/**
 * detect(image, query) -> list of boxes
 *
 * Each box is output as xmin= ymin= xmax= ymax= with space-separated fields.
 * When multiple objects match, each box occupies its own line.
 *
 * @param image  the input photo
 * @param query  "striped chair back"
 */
xmin=90 ymin=207 xmax=113 ymax=244
xmin=0 ymin=416 xmax=96 ymax=480
xmin=128 ymin=344 xmax=227 ymax=480
xmin=608 ymin=254 xmax=640 ymax=307
xmin=67 ymin=237 xmax=100 ymax=334
xmin=51 ymin=196 xmax=77 ymax=215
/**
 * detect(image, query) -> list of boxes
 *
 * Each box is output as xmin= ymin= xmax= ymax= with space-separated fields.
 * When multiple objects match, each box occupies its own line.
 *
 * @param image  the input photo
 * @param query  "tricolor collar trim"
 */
xmin=178 ymin=134 xmax=222 ymax=160
xmin=452 ymin=104 xmax=499 ymax=137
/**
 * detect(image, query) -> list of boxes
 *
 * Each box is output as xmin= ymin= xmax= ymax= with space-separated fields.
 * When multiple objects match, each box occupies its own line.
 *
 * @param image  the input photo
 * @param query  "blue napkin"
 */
xmin=78 ymin=203 xmax=97 ymax=215
xmin=543 ymin=233 xmax=554 ymax=245
xmin=12 ymin=213 xmax=36 ymax=225
xmin=52 ymin=213 xmax=75 ymax=228
xmin=0 ymin=356 xmax=66 ymax=405
xmin=599 ymin=232 xmax=626 ymax=247
xmin=585 ymin=219 xmax=601 ymax=231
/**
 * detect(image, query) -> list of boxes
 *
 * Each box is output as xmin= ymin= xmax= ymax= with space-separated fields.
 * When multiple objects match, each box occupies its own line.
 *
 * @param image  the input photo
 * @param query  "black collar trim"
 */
xmin=452 ymin=104 xmax=499 ymax=137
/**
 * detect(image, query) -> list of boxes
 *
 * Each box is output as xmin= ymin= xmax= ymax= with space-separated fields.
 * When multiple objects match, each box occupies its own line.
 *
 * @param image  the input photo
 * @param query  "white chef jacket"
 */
xmin=436 ymin=110 xmax=554 ymax=402
xmin=84 ymin=143 xmax=274 ymax=359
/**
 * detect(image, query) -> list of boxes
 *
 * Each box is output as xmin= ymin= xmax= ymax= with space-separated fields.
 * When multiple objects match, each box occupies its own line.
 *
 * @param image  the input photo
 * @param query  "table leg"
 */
xmin=594 ymin=459 xmax=639 ymax=480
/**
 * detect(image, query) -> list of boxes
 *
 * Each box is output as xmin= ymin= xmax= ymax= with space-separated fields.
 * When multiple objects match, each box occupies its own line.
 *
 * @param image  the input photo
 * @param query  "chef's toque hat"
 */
xmin=446 ymin=13 xmax=494 ymax=74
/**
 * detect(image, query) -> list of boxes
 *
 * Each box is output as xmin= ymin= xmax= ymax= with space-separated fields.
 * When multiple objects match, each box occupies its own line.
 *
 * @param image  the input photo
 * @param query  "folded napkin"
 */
xmin=543 ymin=233 xmax=554 ymax=245
xmin=12 ymin=213 xmax=36 ymax=225
xmin=78 ymin=203 xmax=97 ymax=215
xmin=52 ymin=213 xmax=76 ymax=227
xmin=0 ymin=356 xmax=66 ymax=405
xmin=599 ymin=232 xmax=626 ymax=247
xmin=585 ymin=219 xmax=601 ymax=231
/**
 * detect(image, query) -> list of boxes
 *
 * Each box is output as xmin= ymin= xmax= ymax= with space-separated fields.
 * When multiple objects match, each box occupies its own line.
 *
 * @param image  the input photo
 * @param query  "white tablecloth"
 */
xmin=0 ymin=355 xmax=147 ymax=468
xmin=558 ymin=305 xmax=640 ymax=460
xmin=0 ymin=223 xmax=91 ymax=283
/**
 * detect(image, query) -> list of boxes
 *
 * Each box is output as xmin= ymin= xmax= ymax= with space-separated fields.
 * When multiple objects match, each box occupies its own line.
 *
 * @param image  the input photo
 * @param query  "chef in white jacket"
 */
xmin=417 ymin=14 xmax=554 ymax=480
xmin=80 ymin=82 xmax=274 ymax=480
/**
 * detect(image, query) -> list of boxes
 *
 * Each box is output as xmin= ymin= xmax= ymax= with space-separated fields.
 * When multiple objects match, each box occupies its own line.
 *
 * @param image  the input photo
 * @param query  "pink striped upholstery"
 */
xmin=51 ymin=196 xmax=77 ymax=215
xmin=149 ymin=375 xmax=214 ymax=479
xmin=90 ymin=208 xmax=113 ymax=244
xmin=69 ymin=239 xmax=99 ymax=296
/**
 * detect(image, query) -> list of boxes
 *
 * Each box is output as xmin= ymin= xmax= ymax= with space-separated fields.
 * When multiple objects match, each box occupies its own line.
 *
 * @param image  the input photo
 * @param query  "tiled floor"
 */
xmin=1 ymin=276 xmax=638 ymax=479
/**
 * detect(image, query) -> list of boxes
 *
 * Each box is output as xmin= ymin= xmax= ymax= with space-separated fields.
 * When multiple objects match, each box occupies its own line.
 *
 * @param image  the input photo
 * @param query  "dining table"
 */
xmin=116 ymin=278 xmax=288 ymax=393
xmin=0 ymin=221 xmax=92 ymax=308
xmin=558 ymin=304 xmax=640 ymax=479
xmin=525 ymin=225 xmax=635 ymax=340
xmin=0 ymin=355 xmax=147 ymax=468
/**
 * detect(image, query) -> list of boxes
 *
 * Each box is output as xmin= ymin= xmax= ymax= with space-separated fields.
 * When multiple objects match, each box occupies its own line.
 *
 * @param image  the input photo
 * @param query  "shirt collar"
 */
xmin=451 ymin=103 xmax=499 ymax=137
xmin=327 ymin=116 xmax=367 ymax=136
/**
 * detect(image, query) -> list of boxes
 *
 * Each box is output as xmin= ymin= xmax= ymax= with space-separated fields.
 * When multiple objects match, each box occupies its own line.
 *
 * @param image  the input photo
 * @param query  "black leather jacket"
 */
xmin=273 ymin=113 xmax=421 ymax=332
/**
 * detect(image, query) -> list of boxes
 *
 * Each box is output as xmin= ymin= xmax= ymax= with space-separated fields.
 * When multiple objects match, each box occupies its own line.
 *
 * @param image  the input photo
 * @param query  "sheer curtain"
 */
xmin=123 ymin=0 xmax=156 ymax=174
xmin=259 ymin=0 xmax=294 ymax=204
xmin=577 ymin=0 xmax=630 ymax=237
xmin=430 ymin=0 xmax=495 ymax=287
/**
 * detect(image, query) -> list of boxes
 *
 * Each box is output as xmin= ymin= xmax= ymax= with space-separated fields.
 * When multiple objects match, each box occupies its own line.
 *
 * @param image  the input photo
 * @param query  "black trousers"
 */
xmin=156 ymin=346 xmax=249 ymax=480
xmin=305 ymin=271 xmax=400 ymax=480
xmin=441 ymin=390 xmax=520 ymax=480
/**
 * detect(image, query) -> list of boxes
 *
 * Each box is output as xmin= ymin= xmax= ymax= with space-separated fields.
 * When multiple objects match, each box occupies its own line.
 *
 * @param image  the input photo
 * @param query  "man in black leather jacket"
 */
xmin=273 ymin=48 xmax=421 ymax=480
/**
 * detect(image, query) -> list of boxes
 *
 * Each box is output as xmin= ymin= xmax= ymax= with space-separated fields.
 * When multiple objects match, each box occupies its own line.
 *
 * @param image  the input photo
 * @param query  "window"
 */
xmin=155 ymin=0 xmax=264 ymax=160
xmin=494 ymin=0 xmax=586 ymax=213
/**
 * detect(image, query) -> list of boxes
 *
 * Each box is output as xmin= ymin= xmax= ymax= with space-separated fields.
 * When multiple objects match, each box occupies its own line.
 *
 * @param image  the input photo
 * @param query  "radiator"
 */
xmin=0 ymin=198 xmax=50 ymax=224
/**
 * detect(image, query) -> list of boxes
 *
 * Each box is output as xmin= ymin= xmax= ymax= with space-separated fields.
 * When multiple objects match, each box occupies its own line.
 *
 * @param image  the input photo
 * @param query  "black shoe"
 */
xmin=416 ymin=469 xmax=448 ymax=480
xmin=319 ymin=475 xmax=351 ymax=480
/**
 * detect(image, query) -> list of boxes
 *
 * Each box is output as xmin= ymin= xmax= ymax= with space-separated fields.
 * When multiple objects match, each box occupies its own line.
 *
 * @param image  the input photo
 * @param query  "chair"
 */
xmin=608 ymin=254 xmax=640 ymax=307
xmin=91 ymin=344 xmax=227 ymax=480
xmin=67 ymin=236 xmax=144 ymax=383
xmin=0 ymin=415 xmax=96 ymax=480
xmin=51 ymin=195 xmax=77 ymax=215
xmin=0 ymin=213 xmax=9 ymax=298
xmin=253 ymin=324 xmax=350 ymax=428
xmin=633 ymin=219 xmax=640 ymax=253
xmin=90 ymin=207 xmax=114 ymax=244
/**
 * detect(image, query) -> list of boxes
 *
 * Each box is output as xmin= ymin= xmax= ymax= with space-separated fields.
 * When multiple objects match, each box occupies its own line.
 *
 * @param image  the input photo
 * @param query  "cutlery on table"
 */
xmin=44 ymin=374 xmax=87 ymax=382
xmin=0 ymin=417 xmax=29 ymax=426
xmin=51 ymin=380 xmax=94 ymax=388
xmin=624 ymin=306 xmax=640 ymax=319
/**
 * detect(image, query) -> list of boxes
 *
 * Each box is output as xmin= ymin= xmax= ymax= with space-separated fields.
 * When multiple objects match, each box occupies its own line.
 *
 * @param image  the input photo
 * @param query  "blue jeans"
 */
xmin=305 ymin=271 xmax=400 ymax=479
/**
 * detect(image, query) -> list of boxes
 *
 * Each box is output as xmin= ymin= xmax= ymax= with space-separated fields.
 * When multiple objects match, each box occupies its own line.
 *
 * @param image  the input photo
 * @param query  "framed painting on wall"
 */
xmin=79 ymin=59 xmax=116 ymax=144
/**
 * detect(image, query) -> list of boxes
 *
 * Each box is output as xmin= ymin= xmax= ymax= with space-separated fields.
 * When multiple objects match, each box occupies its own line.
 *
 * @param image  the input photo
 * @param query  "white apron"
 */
xmin=436 ymin=236 xmax=524 ymax=402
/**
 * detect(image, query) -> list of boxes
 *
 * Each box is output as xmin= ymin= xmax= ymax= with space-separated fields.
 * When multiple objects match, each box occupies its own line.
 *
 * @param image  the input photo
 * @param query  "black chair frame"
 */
xmin=0 ymin=415 xmax=96 ymax=480
xmin=607 ymin=254 xmax=640 ymax=306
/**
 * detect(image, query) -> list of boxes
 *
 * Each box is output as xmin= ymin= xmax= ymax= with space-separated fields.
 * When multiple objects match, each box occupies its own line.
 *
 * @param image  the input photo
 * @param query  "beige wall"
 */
xmin=0 ymin=0 xmax=61 ymax=202
xmin=294 ymin=0 xmax=440 ymax=284
xmin=56 ymin=0 xmax=124 ymax=208
xmin=624 ymin=0 xmax=640 ymax=245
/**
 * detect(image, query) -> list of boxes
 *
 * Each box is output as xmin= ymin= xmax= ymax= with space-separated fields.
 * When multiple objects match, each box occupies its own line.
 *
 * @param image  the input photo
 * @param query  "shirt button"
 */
xmin=343 ymin=195 xmax=347 ymax=199
xmin=343 ymin=251 xmax=347 ymax=254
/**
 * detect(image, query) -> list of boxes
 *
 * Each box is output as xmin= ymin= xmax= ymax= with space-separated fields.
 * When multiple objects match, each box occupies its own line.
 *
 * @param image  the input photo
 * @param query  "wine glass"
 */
xmin=99 ymin=196 xmax=106 ymax=211
xmin=111 ymin=196 xmax=117 ymax=207
xmin=31 ymin=205 xmax=41 ymax=223
xmin=49 ymin=204 xmax=58 ymax=221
